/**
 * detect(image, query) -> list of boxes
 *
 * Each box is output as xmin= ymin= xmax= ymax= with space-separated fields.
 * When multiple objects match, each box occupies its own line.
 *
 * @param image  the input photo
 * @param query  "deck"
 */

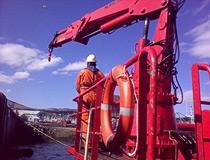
xmin=67 ymin=145 xmax=133 ymax=160
xmin=79 ymin=149 xmax=133 ymax=160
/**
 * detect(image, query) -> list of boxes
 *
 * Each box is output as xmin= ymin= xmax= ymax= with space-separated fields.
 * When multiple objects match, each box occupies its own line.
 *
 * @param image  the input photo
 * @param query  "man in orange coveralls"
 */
xmin=76 ymin=54 xmax=104 ymax=148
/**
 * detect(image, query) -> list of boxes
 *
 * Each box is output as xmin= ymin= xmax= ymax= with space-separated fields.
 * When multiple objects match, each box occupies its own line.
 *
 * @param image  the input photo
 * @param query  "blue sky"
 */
xmin=0 ymin=0 xmax=210 ymax=114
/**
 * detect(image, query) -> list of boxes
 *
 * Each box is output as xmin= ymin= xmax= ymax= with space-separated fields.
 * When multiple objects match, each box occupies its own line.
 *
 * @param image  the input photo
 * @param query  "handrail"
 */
xmin=196 ymin=63 xmax=210 ymax=73
xmin=72 ymin=49 xmax=142 ymax=102
xmin=72 ymin=78 xmax=106 ymax=102
xmin=192 ymin=63 xmax=210 ymax=160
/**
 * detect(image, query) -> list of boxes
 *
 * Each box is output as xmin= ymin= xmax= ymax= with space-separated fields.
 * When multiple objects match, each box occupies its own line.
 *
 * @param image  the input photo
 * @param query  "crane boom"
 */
xmin=48 ymin=0 xmax=169 ymax=53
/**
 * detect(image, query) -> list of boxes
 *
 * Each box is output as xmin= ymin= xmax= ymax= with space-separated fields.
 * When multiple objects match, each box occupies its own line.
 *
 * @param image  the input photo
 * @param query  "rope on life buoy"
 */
xmin=121 ymin=76 xmax=139 ymax=157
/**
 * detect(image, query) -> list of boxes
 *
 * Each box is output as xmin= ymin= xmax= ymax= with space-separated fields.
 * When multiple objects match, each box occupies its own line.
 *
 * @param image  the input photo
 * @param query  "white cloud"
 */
xmin=53 ymin=61 xmax=86 ymax=75
xmin=0 ymin=71 xmax=30 ymax=84
xmin=0 ymin=43 xmax=63 ymax=71
xmin=16 ymin=38 xmax=37 ymax=47
xmin=181 ymin=90 xmax=193 ymax=104
xmin=0 ymin=43 xmax=58 ymax=84
xmin=13 ymin=71 xmax=30 ymax=79
xmin=185 ymin=20 xmax=210 ymax=38
xmin=202 ymin=92 xmax=210 ymax=101
xmin=27 ymin=78 xmax=33 ymax=81
xmin=178 ymin=1 xmax=210 ymax=17
xmin=59 ymin=61 xmax=86 ymax=71
xmin=0 ymin=43 xmax=63 ymax=84
xmin=189 ymin=42 xmax=210 ymax=58
xmin=199 ymin=14 xmax=210 ymax=23
xmin=52 ymin=71 xmax=58 ymax=75
xmin=178 ymin=90 xmax=210 ymax=105
xmin=6 ymin=89 xmax=11 ymax=93
xmin=0 ymin=72 xmax=15 ymax=84
xmin=26 ymin=57 xmax=62 ymax=71
xmin=205 ymin=81 xmax=210 ymax=85
xmin=194 ymin=0 xmax=210 ymax=15
xmin=179 ymin=42 xmax=190 ymax=47
xmin=52 ymin=71 xmax=70 ymax=75
xmin=0 ymin=43 xmax=40 ymax=67
xmin=183 ymin=18 xmax=210 ymax=58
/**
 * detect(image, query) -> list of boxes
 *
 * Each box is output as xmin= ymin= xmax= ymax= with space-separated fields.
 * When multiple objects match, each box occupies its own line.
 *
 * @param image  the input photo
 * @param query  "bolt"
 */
xmin=81 ymin=17 xmax=85 ymax=21
xmin=141 ymin=8 xmax=146 ymax=13
xmin=130 ymin=8 xmax=134 ymax=14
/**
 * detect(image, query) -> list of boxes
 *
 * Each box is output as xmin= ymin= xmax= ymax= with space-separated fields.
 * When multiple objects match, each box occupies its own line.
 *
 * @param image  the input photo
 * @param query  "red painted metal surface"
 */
xmin=202 ymin=110 xmax=210 ymax=159
xmin=192 ymin=63 xmax=204 ymax=160
xmin=67 ymin=81 xmax=104 ymax=160
xmin=48 ymin=0 xmax=168 ymax=51
xmin=48 ymin=0 xmax=210 ymax=159
xmin=67 ymin=145 xmax=84 ymax=159
xmin=90 ymin=85 xmax=103 ymax=160
xmin=177 ymin=123 xmax=195 ymax=131
xmin=135 ymin=39 xmax=149 ymax=160
xmin=74 ymin=96 xmax=83 ymax=152
xmin=192 ymin=63 xmax=210 ymax=160
xmin=139 ymin=47 xmax=158 ymax=160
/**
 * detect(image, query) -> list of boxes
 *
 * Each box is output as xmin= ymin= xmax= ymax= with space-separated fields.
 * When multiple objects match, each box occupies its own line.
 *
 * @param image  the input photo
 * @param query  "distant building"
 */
xmin=18 ymin=110 xmax=41 ymax=122
xmin=43 ymin=114 xmax=59 ymax=122
xmin=18 ymin=110 xmax=40 ymax=117
xmin=27 ymin=115 xmax=40 ymax=122
xmin=7 ymin=99 xmax=77 ymax=123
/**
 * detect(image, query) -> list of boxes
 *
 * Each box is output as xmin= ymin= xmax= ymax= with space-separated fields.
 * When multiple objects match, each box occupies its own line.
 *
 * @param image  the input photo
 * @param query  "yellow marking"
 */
xmin=57 ymin=38 xmax=65 ymax=43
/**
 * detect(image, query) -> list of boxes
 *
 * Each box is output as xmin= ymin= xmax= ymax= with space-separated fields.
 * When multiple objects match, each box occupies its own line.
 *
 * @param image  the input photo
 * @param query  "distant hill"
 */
xmin=43 ymin=108 xmax=76 ymax=112
xmin=7 ymin=99 xmax=76 ymax=113
xmin=7 ymin=99 xmax=36 ymax=110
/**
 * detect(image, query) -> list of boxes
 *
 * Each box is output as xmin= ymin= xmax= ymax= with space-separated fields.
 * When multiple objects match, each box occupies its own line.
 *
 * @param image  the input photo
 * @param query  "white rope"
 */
xmin=84 ymin=108 xmax=93 ymax=160
xmin=121 ymin=76 xmax=139 ymax=157
xmin=26 ymin=122 xmax=67 ymax=147
xmin=116 ymin=65 xmax=127 ymax=79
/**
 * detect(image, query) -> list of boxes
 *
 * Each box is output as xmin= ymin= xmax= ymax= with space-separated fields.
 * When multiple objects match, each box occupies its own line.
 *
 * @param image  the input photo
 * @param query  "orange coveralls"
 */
xmin=76 ymin=66 xmax=104 ymax=147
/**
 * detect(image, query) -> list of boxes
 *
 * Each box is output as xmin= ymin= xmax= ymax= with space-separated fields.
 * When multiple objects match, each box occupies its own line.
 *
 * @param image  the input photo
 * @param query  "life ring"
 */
xmin=101 ymin=65 xmax=134 ymax=155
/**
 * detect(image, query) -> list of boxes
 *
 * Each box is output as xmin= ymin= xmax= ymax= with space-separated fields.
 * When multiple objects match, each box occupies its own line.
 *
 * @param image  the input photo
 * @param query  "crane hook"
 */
xmin=48 ymin=48 xmax=53 ymax=62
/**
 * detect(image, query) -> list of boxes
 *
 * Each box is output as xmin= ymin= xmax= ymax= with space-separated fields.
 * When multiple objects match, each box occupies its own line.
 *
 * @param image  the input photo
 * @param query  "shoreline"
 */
xmin=28 ymin=122 xmax=76 ymax=144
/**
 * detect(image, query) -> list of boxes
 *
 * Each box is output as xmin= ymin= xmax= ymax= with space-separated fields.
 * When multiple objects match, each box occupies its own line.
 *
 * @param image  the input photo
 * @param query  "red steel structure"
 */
xmin=192 ymin=64 xmax=210 ymax=160
xmin=48 ymin=0 xmax=210 ymax=159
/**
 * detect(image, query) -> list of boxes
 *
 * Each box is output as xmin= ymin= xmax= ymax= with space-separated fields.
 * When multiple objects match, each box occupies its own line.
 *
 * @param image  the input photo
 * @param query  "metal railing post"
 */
xmin=75 ymin=96 xmax=83 ymax=152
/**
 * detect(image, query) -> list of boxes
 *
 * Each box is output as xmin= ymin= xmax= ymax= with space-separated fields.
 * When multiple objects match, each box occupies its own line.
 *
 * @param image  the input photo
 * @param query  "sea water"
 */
xmin=17 ymin=143 xmax=77 ymax=160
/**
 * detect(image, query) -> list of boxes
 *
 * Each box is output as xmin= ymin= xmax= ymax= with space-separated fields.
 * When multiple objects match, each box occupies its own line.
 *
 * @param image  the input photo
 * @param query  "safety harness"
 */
xmin=80 ymin=66 xmax=98 ymax=88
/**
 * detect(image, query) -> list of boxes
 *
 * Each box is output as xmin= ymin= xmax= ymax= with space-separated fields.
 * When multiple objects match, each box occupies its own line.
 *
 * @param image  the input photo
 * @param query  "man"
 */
xmin=75 ymin=54 xmax=104 ymax=148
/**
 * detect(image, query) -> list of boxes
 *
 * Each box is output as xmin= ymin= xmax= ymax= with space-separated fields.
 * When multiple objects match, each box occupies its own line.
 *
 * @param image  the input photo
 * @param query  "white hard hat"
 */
xmin=86 ymin=54 xmax=97 ymax=62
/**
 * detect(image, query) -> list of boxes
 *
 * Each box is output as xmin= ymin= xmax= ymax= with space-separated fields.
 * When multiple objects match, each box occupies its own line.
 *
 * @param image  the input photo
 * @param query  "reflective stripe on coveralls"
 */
xmin=101 ymin=65 xmax=134 ymax=155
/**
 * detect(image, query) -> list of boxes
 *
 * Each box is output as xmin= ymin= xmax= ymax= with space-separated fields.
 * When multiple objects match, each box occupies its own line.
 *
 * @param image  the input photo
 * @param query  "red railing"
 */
xmin=67 ymin=46 xmax=158 ymax=160
xmin=192 ymin=63 xmax=210 ymax=160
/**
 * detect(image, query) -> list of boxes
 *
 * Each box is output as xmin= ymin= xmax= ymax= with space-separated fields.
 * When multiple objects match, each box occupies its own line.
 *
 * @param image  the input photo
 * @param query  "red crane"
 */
xmin=49 ymin=0 xmax=210 ymax=159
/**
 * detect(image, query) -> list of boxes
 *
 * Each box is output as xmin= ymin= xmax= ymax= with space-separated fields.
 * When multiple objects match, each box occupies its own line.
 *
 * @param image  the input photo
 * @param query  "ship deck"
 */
xmin=79 ymin=148 xmax=133 ymax=160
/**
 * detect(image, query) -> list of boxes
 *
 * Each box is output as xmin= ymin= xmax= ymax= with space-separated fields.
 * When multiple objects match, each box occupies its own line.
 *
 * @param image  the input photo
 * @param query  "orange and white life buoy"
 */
xmin=101 ymin=65 xmax=134 ymax=155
